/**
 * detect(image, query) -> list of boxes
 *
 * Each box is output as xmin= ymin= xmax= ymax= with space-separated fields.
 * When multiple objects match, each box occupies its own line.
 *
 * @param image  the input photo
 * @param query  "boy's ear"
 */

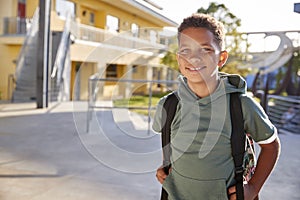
xmin=218 ymin=51 xmax=228 ymax=68
xmin=176 ymin=53 xmax=181 ymax=65
xmin=176 ymin=53 xmax=182 ymax=72
xmin=176 ymin=53 xmax=180 ymax=63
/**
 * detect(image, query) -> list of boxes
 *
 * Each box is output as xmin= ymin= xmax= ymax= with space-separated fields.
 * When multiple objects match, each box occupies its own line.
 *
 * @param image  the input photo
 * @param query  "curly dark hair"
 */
xmin=178 ymin=13 xmax=225 ymax=49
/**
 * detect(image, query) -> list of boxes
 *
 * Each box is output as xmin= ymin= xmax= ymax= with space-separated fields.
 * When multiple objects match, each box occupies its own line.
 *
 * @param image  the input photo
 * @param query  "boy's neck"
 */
xmin=187 ymin=78 xmax=220 ymax=98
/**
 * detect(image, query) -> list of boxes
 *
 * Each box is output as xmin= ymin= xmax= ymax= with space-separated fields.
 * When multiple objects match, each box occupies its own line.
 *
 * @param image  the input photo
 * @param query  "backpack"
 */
xmin=160 ymin=92 xmax=257 ymax=200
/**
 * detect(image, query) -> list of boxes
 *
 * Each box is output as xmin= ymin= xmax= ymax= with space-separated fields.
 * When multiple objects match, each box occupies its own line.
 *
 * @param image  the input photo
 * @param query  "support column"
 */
xmin=37 ymin=0 xmax=51 ymax=108
xmin=125 ymin=65 xmax=133 ymax=98
xmin=146 ymin=65 xmax=153 ymax=95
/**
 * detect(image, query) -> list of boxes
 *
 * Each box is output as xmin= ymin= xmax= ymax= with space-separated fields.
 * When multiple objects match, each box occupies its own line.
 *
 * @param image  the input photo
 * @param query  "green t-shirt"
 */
xmin=152 ymin=74 xmax=277 ymax=200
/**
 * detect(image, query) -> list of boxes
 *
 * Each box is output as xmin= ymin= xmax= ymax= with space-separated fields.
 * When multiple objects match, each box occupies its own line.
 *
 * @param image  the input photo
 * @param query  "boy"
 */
xmin=152 ymin=13 xmax=280 ymax=200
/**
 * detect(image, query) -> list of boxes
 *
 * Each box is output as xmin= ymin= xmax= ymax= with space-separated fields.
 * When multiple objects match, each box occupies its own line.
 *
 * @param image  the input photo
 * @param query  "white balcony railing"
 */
xmin=70 ymin=21 xmax=167 ymax=51
xmin=2 ymin=17 xmax=33 ymax=35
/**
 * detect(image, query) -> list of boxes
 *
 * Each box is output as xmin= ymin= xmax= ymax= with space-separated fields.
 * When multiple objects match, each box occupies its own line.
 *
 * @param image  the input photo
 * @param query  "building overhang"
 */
xmin=70 ymin=39 xmax=163 ymax=66
xmin=0 ymin=35 xmax=25 ymax=45
xmin=101 ymin=0 xmax=178 ymax=27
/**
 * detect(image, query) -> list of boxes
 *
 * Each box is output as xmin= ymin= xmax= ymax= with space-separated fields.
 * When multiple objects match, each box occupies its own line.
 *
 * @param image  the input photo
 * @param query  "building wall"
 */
xmin=0 ymin=45 xmax=21 ymax=100
xmin=79 ymin=62 xmax=97 ymax=100
xmin=131 ymin=65 xmax=148 ymax=94
xmin=69 ymin=0 xmax=163 ymax=31
xmin=0 ymin=0 xmax=174 ymax=101
xmin=70 ymin=61 xmax=97 ymax=100
xmin=26 ymin=0 xmax=39 ymax=17
xmin=0 ymin=0 xmax=17 ymax=18
xmin=70 ymin=61 xmax=80 ymax=100
xmin=0 ymin=0 xmax=16 ymax=36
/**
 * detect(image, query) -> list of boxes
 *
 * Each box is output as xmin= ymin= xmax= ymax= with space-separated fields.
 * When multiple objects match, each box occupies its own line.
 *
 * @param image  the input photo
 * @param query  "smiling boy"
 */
xmin=153 ymin=13 xmax=280 ymax=200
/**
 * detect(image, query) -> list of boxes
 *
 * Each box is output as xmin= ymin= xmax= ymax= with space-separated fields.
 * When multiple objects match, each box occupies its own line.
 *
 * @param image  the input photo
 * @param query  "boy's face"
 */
xmin=176 ymin=27 xmax=228 ymax=85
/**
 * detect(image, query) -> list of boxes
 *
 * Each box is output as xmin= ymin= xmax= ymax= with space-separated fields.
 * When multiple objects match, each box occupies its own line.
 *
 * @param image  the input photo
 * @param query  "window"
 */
xmin=153 ymin=68 xmax=161 ymax=88
xmin=106 ymin=64 xmax=118 ymax=78
xmin=18 ymin=0 xmax=26 ymax=18
xmin=90 ymin=12 xmax=95 ymax=24
xmin=56 ymin=0 xmax=76 ymax=18
xmin=131 ymin=23 xmax=139 ymax=37
xmin=150 ymin=30 xmax=157 ymax=43
xmin=106 ymin=15 xmax=119 ymax=32
xmin=132 ymin=65 xmax=138 ymax=73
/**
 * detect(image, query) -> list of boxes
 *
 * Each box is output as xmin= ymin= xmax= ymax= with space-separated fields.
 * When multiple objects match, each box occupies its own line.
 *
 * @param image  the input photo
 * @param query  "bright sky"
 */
xmin=156 ymin=0 xmax=300 ymax=33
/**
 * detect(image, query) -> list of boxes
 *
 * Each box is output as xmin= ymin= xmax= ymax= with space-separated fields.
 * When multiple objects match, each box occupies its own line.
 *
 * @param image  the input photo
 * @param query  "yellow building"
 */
xmin=0 ymin=0 xmax=178 ymax=102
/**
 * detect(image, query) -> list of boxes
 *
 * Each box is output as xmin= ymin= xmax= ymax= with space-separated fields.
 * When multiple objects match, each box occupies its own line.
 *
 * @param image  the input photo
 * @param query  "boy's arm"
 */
xmin=228 ymin=137 xmax=281 ymax=200
xmin=247 ymin=137 xmax=281 ymax=197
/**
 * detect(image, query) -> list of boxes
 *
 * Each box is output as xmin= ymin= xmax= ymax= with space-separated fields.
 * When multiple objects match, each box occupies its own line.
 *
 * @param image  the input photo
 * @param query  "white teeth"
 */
xmin=189 ymin=67 xmax=202 ymax=71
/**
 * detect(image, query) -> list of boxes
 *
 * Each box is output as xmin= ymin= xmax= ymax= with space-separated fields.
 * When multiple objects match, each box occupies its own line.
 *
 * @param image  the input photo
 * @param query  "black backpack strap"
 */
xmin=230 ymin=92 xmax=245 ymax=200
xmin=160 ymin=91 xmax=178 ymax=200
xmin=161 ymin=91 xmax=179 ymax=171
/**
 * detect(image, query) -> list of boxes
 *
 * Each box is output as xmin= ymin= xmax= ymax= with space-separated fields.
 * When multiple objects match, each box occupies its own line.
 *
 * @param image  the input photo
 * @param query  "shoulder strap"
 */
xmin=160 ymin=92 xmax=178 ymax=200
xmin=161 ymin=92 xmax=178 ymax=172
xmin=230 ymin=92 xmax=245 ymax=200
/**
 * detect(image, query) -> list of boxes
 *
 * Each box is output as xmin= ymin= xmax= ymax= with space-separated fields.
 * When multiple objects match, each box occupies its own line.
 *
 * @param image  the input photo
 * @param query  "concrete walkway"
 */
xmin=0 ymin=101 xmax=299 ymax=200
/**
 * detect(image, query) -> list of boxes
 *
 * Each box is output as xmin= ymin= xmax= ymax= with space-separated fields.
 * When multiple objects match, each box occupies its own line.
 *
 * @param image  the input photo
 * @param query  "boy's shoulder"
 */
xmin=239 ymin=93 xmax=263 ymax=111
xmin=159 ymin=91 xmax=178 ymax=105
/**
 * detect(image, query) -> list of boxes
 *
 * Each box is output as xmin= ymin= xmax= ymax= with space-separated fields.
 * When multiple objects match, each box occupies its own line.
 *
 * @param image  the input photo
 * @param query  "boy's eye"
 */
xmin=178 ymin=47 xmax=214 ymax=56
xmin=178 ymin=48 xmax=191 ymax=55
xmin=201 ymin=48 xmax=214 ymax=53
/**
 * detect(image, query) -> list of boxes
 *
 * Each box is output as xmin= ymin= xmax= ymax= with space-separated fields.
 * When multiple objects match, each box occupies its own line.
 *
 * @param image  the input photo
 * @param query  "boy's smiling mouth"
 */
xmin=186 ymin=66 xmax=206 ymax=71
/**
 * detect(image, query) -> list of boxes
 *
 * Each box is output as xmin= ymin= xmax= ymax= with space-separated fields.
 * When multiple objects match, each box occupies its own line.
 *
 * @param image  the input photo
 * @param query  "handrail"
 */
xmin=14 ymin=8 xmax=39 ymax=80
xmin=268 ymin=94 xmax=300 ymax=102
xmin=51 ymin=12 xmax=71 ymax=83
xmin=7 ymin=74 xmax=15 ymax=101
xmin=267 ymin=94 xmax=300 ymax=134
xmin=2 ymin=17 xmax=29 ymax=35
xmin=86 ymin=76 xmax=179 ymax=133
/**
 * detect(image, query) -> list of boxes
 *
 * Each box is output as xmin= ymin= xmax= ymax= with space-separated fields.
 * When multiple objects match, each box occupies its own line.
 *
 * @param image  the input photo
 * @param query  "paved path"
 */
xmin=0 ymin=102 xmax=299 ymax=199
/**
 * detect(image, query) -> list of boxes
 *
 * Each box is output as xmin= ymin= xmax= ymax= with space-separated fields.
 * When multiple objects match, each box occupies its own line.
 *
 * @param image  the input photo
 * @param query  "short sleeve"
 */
xmin=241 ymin=95 xmax=278 ymax=144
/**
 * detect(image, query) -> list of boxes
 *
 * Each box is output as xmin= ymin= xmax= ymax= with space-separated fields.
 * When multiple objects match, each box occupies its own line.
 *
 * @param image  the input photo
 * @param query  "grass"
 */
xmin=113 ymin=94 xmax=167 ymax=115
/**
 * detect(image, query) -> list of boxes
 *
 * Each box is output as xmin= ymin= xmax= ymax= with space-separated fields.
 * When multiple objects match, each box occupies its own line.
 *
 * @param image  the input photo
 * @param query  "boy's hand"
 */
xmin=227 ymin=184 xmax=258 ymax=200
xmin=156 ymin=166 xmax=171 ymax=184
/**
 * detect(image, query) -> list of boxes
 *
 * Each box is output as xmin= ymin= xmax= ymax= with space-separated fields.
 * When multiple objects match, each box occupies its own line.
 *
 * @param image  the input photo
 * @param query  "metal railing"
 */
xmin=51 ymin=12 xmax=71 ymax=82
xmin=7 ymin=74 xmax=15 ymax=101
xmin=2 ymin=17 xmax=30 ymax=35
xmin=14 ymin=8 xmax=39 ymax=80
xmin=50 ymin=12 xmax=72 ymax=103
xmin=86 ymin=76 xmax=179 ymax=133
xmin=70 ymin=22 xmax=167 ymax=50
xmin=267 ymin=95 xmax=300 ymax=134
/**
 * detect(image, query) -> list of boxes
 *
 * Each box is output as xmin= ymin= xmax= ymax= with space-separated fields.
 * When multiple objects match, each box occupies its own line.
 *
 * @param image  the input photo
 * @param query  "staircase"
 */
xmin=12 ymin=9 xmax=71 ymax=103
xmin=50 ymin=12 xmax=72 ymax=102
xmin=12 ymin=9 xmax=39 ymax=102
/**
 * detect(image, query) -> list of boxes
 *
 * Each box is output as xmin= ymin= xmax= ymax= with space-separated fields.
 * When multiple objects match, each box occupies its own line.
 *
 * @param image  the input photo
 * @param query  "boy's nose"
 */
xmin=188 ymin=53 xmax=203 ymax=64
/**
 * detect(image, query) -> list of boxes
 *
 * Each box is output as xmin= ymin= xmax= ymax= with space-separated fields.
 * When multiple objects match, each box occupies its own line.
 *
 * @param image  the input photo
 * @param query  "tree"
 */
xmin=197 ymin=2 xmax=250 ymax=76
xmin=161 ymin=2 xmax=250 ymax=76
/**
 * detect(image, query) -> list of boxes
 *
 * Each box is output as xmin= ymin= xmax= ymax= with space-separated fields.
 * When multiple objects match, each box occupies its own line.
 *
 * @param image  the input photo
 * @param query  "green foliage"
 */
xmin=160 ymin=43 xmax=178 ymax=70
xmin=197 ymin=2 xmax=241 ymax=34
xmin=197 ymin=2 xmax=250 ymax=77
xmin=282 ymin=52 xmax=300 ymax=94
xmin=220 ymin=60 xmax=250 ymax=77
